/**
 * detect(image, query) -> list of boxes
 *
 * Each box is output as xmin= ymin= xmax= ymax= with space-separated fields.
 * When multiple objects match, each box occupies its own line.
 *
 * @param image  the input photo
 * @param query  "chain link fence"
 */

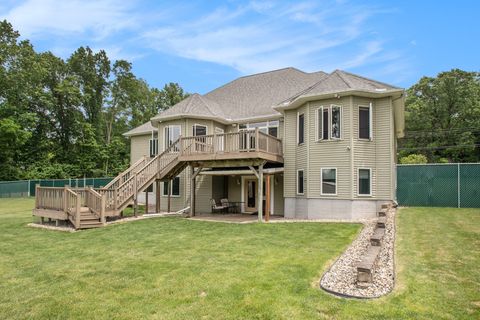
xmin=0 ymin=177 xmax=113 ymax=198
xmin=397 ymin=163 xmax=480 ymax=208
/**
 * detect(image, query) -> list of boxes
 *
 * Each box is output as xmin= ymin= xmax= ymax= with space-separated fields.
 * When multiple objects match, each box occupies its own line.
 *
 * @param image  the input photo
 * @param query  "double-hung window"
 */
xmin=164 ymin=125 xmax=181 ymax=151
xmin=297 ymin=169 xmax=304 ymax=195
xmin=359 ymin=104 xmax=373 ymax=140
xmin=298 ymin=113 xmax=304 ymax=144
xmin=163 ymin=176 xmax=180 ymax=196
xmin=358 ymin=168 xmax=372 ymax=196
xmin=321 ymin=168 xmax=337 ymax=195
xmin=317 ymin=105 xmax=341 ymax=140
xmin=149 ymin=131 xmax=158 ymax=157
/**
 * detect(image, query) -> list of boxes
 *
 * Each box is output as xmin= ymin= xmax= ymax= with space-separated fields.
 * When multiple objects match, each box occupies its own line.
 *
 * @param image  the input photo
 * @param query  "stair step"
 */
xmin=357 ymin=245 xmax=381 ymax=284
xmin=370 ymin=228 xmax=385 ymax=246
xmin=78 ymin=224 xmax=103 ymax=229
xmin=378 ymin=208 xmax=387 ymax=217
xmin=80 ymin=207 xmax=91 ymax=213
xmin=80 ymin=219 xmax=101 ymax=225
xmin=377 ymin=217 xmax=387 ymax=228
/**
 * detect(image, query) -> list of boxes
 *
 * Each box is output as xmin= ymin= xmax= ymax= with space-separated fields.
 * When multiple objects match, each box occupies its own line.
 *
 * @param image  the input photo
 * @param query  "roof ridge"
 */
xmin=333 ymin=70 xmax=353 ymax=88
xmin=185 ymin=93 xmax=200 ymax=113
xmin=336 ymin=69 xmax=400 ymax=89
xmin=277 ymin=72 xmax=330 ymax=105
xmin=205 ymin=67 xmax=307 ymax=97
xmin=197 ymin=94 xmax=217 ymax=116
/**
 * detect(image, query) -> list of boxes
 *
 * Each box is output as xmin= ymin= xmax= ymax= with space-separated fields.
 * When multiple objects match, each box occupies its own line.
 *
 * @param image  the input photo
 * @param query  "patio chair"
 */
xmin=220 ymin=198 xmax=231 ymax=212
xmin=211 ymin=199 xmax=227 ymax=214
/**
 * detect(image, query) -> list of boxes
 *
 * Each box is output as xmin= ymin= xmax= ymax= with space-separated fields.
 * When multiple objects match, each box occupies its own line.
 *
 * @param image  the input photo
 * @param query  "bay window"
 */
xmin=317 ymin=105 xmax=342 ymax=140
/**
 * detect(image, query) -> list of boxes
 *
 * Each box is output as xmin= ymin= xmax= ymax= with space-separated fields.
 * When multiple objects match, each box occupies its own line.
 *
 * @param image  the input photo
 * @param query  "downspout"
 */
xmin=349 ymin=96 xmax=355 ymax=200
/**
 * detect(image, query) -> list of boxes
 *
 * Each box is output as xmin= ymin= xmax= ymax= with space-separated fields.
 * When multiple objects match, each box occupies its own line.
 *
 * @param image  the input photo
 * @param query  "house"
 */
xmin=123 ymin=68 xmax=405 ymax=220
xmin=32 ymin=67 xmax=404 ymax=228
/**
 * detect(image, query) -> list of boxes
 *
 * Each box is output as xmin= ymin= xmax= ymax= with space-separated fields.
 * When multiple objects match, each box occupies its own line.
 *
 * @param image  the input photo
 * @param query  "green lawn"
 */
xmin=0 ymin=198 xmax=478 ymax=319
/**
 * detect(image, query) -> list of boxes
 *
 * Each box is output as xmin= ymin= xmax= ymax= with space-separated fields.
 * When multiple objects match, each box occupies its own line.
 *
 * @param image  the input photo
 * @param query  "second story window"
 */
xmin=239 ymin=121 xmax=279 ymax=137
xmin=317 ymin=105 xmax=342 ymax=141
xmin=359 ymin=104 xmax=372 ymax=140
xmin=165 ymin=125 xmax=181 ymax=151
xmin=149 ymin=131 xmax=158 ymax=157
xmin=298 ymin=113 xmax=304 ymax=144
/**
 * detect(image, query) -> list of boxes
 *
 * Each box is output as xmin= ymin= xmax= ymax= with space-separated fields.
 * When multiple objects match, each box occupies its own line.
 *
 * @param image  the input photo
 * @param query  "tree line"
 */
xmin=0 ymin=20 xmax=188 ymax=180
xmin=1 ymin=20 xmax=478 ymax=181
xmin=399 ymin=69 xmax=480 ymax=164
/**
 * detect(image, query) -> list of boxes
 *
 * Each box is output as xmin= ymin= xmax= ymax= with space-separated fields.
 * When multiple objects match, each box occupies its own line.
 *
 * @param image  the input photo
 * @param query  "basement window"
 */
xmin=358 ymin=168 xmax=372 ymax=196
xmin=162 ymin=176 xmax=180 ymax=196
xmin=321 ymin=168 xmax=337 ymax=195
xmin=297 ymin=169 xmax=304 ymax=195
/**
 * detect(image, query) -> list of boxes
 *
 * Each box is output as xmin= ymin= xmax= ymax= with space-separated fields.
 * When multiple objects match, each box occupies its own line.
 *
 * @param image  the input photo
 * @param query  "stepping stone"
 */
xmin=378 ymin=208 xmax=387 ymax=217
xmin=370 ymin=228 xmax=385 ymax=246
xmin=357 ymin=245 xmax=381 ymax=284
xmin=377 ymin=217 xmax=387 ymax=228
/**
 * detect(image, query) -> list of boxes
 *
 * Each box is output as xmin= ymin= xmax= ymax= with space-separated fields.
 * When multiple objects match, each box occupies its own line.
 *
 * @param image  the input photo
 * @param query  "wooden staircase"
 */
xmin=78 ymin=206 xmax=103 ymax=229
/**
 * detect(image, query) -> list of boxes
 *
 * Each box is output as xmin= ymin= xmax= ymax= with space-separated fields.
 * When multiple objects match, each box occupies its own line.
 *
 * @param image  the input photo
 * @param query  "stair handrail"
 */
xmin=112 ymin=138 xmax=182 ymax=211
xmin=65 ymin=188 xmax=81 ymax=229
xmin=86 ymin=187 xmax=105 ymax=223
xmin=102 ymin=155 xmax=148 ymax=190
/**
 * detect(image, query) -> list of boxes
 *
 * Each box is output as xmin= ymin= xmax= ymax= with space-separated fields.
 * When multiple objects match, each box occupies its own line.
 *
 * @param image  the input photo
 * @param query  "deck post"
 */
xmin=145 ymin=188 xmax=149 ymax=214
xmin=63 ymin=185 xmax=68 ymax=213
xmin=155 ymin=180 xmax=161 ymax=213
xmin=190 ymin=165 xmax=195 ymax=217
xmin=258 ymin=163 xmax=264 ymax=222
xmin=255 ymin=128 xmax=259 ymax=151
xmin=133 ymin=171 xmax=138 ymax=217
xmin=167 ymin=179 xmax=171 ymax=213
xmin=35 ymin=184 xmax=39 ymax=208
xmin=265 ymin=175 xmax=270 ymax=222
xmin=101 ymin=193 xmax=106 ymax=224
xmin=75 ymin=193 xmax=81 ymax=229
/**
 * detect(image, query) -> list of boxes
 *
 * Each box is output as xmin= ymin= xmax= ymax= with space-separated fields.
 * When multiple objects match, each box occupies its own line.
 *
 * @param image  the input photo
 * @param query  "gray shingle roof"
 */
xmin=152 ymin=67 xmax=327 ymax=123
xmin=149 ymin=67 xmax=402 ymax=124
xmin=123 ymin=121 xmax=156 ymax=137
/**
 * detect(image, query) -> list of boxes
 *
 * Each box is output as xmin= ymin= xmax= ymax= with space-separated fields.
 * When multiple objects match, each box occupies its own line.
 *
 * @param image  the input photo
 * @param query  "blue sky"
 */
xmin=1 ymin=0 xmax=478 ymax=94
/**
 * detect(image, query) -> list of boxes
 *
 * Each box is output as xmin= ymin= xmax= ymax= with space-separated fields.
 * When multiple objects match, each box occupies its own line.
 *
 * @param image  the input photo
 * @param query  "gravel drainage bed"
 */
xmin=320 ymin=208 xmax=396 ymax=299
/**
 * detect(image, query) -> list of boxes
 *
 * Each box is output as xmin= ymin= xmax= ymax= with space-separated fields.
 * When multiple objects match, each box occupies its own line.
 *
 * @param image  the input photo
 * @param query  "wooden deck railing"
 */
xmin=35 ymin=186 xmax=65 ymax=211
xmin=102 ymin=156 xmax=148 ymax=190
xmin=179 ymin=129 xmax=283 ymax=157
xmin=86 ymin=187 xmax=106 ymax=223
xmin=66 ymin=188 xmax=80 ymax=228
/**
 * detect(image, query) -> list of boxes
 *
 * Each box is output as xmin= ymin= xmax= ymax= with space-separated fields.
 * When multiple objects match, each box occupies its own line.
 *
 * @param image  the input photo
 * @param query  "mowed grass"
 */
xmin=0 ymin=199 xmax=478 ymax=319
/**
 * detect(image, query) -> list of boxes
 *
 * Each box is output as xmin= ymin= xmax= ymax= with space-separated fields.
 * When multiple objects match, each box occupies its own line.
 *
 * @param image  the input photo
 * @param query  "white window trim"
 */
xmin=162 ymin=177 xmax=181 ymax=197
xmin=357 ymin=168 xmax=372 ymax=197
xmin=330 ymin=104 xmax=342 ymax=140
xmin=316 ymin=105 xmax=342 ymax=142
xmin=321 ymin=167 xmax=338 ymax=196
xmin=358 ymin=104 xmax=373 ymax=141
xmin=149 ymin=138 xmax=158 ymax=157
xmin=296 ymin=169 xmax=305 ymax=195
xmin=192 ymin=123 xmax=207 ymax=136
xmin=297 ymin=112 xmax=305 ymax=145
xmin=164 ymin=125 xmax=181 ymax=151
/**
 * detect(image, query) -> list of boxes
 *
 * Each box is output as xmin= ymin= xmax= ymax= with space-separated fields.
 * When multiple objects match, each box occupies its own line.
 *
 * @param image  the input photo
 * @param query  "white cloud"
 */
xmin=1 ymin=0 xmax=136 ymax=39
xmin=141 ymin=1 xmax=399 ymax=75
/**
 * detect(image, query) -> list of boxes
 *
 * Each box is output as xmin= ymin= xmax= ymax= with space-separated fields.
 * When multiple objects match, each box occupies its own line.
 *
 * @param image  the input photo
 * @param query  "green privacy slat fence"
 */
xmin=397 ymin=163 xmax=480 ymax=208
xmin=0 ymin=177 xmax=113 ymax=198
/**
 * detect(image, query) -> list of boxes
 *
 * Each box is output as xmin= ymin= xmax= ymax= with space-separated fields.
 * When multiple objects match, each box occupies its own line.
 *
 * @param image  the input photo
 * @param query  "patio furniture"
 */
xmin=211 ymin=199 xmax=228 ymax=214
